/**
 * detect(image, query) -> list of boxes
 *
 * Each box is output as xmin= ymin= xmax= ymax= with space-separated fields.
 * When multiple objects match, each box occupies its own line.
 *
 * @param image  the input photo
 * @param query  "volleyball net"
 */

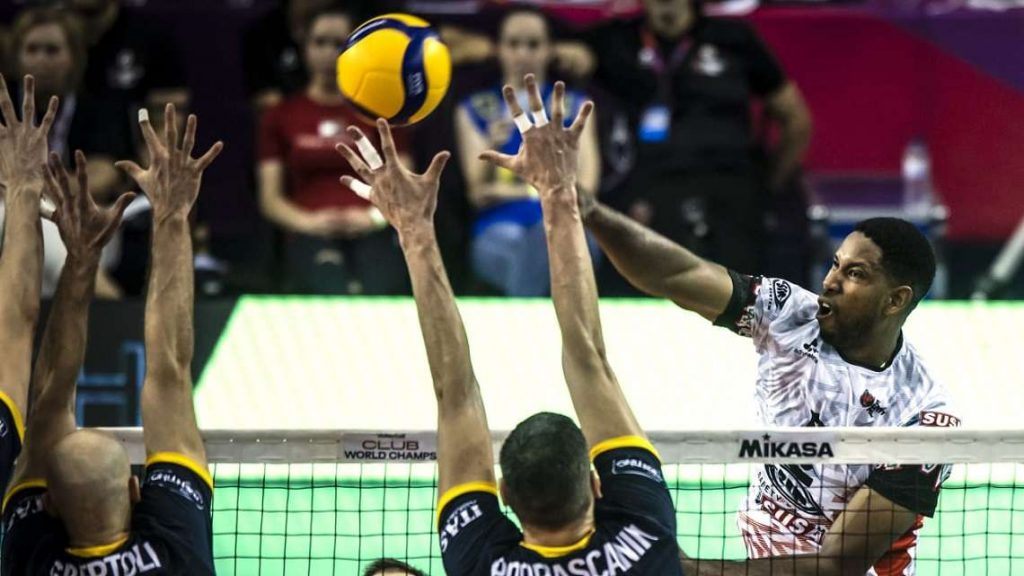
xmin=102 ymin=427 xmax=1024 ymax=576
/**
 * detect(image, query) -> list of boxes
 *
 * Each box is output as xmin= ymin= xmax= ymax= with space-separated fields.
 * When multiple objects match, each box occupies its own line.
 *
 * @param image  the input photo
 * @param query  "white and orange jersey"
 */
xmin=714 ymin=273 xmax=959 ymax=575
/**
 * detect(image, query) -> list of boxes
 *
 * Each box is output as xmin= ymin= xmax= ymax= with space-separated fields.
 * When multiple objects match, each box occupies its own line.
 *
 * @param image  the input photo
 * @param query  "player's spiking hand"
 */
xmin=0 ymin=74 xmax=58 ymax=192
xmin=478 ymin=73 xmax=594 ymax=200
xmin=335 ymin=118 xmax=450 ymax=236
xmin=44 ymin=151 xmax=135 ymax=262
xmin=115 ymin=104 xmax=223 ymax=222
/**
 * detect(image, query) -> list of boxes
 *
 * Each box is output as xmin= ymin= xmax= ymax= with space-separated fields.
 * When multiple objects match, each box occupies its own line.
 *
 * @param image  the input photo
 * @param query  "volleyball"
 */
xmin=337 ymin=14 xmax=451 ymax=126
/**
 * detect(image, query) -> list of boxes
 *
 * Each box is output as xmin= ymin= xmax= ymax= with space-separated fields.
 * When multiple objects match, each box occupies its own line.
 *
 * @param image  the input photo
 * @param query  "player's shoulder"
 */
xmin=757 ymin=277 xmax=818 ymax=320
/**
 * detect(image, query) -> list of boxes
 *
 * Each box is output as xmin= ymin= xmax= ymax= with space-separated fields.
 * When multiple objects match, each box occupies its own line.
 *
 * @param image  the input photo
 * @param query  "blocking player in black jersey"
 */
xmin=0 ymin=75 xmax=57 ymax=498
xmin=2 ymin=103 xmax=223 ymax=576
xmin=336 ymin=74 xmax=683 ymax=576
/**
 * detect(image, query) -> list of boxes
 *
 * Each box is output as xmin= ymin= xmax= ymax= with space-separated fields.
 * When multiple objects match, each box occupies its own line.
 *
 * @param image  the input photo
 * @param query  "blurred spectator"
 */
xmin=258 ymin=8 xmax=410 ymax=295
xmin=65 ymin=0 xmax=188 ymax=111
xmin=4 ymin=7 xmax=134 ymax=299
xmin=455 ymin=8 xmax=601 ymax=296
xmin=584 ymin=0 xmax=812 ymax=274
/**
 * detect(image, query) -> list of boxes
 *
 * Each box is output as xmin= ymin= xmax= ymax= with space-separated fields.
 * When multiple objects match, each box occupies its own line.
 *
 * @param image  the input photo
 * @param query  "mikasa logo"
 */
xmin=739 ymin=434 xmax=834 ymax=459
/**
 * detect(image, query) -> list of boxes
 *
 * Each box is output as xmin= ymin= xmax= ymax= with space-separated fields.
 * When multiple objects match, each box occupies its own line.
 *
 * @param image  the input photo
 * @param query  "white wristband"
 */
xmin=513 ymin=113 xmax=533 ymax=134
xmin=532 ymin=107 xmax=549 ymax=127
xmin=355 ymin=137 xmax=384 ymax=171
xmin=348 ymin=179 xmax=373 ymax=200
xmin=40 ymin=196 xmax=56 ymax=220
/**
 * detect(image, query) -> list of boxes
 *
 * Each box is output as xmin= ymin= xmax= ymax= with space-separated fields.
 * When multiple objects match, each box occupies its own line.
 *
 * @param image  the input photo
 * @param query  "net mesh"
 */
xmin=107 ymin=428 xmax=1024 ymax=575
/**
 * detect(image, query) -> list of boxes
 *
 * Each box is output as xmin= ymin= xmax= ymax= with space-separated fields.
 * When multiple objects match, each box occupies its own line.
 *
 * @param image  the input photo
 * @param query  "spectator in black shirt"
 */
xmin=66 ymin=0 xmax=188 ymax=111
xmin=586 ymin=0 xmax=811 ymax=274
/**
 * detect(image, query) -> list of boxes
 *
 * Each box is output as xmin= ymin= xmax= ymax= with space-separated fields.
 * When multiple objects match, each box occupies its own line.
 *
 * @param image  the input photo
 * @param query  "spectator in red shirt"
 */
xmin=258 ymin=8 xmax=411 ymax=295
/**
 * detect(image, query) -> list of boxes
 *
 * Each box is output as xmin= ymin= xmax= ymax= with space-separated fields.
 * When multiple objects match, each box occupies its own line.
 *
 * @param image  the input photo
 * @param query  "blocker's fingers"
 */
xmin=568 ymin=101 xmax=595 ymax=141
xmin=351 ymin=127 xmax=384 ymax=170
xmin=524 ymin=74 xmax=547 ymax=127
xmin=0 ymin=74 xmax=17 ymax=127
xmin=551 ymin=81 xmax=566 ymax=127
xmin=335 ymin=143 xmax=375 ymax=182
xmin=340 ymin=176 xmax=373 ymax=200
xmin=376 ymin=119 xmax=400 ymax=165
xmin=502 ymin=85 xmax=532 ymax=135
xmin=137 ymin=108 xmax=161 ymax=160
xmin=478 ymin=150 xmax=516 ymax=171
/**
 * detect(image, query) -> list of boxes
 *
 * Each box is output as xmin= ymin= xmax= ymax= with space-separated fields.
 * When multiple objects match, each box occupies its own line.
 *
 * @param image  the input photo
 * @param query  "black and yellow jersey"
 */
xmin=2 ymin=453 xmax=215 ymax=576
xmin=437 ymin=436 xmax=684 ymax=576
xmin=0 ymin=391 xmax=24 ymax=496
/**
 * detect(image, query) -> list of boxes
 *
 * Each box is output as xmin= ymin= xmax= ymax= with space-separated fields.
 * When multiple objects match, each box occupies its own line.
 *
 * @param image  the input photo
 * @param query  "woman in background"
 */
xmin=258 ymin=7 xmax=412 ymax=295
xmin=455 ymin=8 xmax=600 ymax=297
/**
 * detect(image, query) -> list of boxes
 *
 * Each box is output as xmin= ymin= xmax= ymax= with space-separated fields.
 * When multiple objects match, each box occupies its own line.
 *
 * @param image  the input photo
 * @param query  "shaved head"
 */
xmin=47 ymin=430 xmax=136 ymax=541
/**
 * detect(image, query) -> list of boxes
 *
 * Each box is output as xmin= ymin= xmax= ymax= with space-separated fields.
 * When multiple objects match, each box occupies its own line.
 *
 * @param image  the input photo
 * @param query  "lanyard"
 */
xmin=640 ymin=28 xmax=694 ymax=77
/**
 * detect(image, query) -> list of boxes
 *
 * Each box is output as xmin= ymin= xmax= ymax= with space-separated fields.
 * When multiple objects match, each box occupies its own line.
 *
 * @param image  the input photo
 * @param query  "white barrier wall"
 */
xmin=196 ymin=299 xmax=1022 ymax=431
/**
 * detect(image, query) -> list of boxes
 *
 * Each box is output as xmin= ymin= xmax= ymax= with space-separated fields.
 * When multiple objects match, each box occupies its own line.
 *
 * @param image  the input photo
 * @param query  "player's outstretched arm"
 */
xmin=682 ymin=486 xmax=919 ymax=575
xmin=0 ymin=75 xmax=57 ymax=426
xmin=580 ymin=198 xmax=733 ymax=321
xmin=480 ymin=75 xmax=642 ymax=446
xmin=116 ymin=105 xmax=223 ymax=468
xmin=8 ymin=152 xmax=134 ymax=487
xmin=336 ymin=121 xmax=495 ymax=497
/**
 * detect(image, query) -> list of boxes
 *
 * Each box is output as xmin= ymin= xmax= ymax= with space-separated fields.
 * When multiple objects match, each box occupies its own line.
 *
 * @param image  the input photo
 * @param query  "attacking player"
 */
xmin=336 ymin=76 xmax=683 ymax=575
xmin=575 ymin=126 xmax=957 ymax=573
xmin=0 ymin=74 xmax=57 ymax=498
xmin=2 ymin=104 xmax=223 ymax=575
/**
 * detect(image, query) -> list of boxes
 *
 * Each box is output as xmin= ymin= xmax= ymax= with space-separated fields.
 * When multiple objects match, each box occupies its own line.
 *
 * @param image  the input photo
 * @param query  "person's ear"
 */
xmin=129 ymin=475 xmax=141 ymax=505
xmin=591 ymin=470 xmax=603 ymax=500
xmin=498 ymin=477 xmax=512 ymax=508
xmin=886 ymin=285 xmax=914 ymax=317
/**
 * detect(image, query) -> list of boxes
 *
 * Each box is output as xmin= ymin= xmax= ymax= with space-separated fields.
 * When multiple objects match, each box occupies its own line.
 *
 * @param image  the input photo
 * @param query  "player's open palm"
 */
xmin=478 ymin=74 xmax=594 ymax=198
xmin=0 ymin=74 xmax=58 ymax=189
xmin=335 ymin=119 xmax=450 ymax=234
xmin=115 ymin=104 xmax=224 ymax=220
xmin=44 ymin=150 xmax=135 ymax=259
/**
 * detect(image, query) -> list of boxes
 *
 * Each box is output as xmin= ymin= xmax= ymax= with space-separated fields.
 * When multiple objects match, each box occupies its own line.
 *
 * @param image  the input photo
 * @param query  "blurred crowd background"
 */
xmin=1 ymin=0 xmax=1022 ymax=301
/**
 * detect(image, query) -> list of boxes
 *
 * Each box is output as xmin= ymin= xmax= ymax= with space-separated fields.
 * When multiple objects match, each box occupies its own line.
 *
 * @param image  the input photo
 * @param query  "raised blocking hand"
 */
xmin=0 ymin=74 xmax=58 ymax=190
xmin=44 ymin=151 xmax=135 ymax=262
xmin=478 ymin=74 xmax=594 ymax=198
xmin=115 ymin=104 xmax=223 ymax=221
xmin=334 ymin=119 xmax=450 ymax=235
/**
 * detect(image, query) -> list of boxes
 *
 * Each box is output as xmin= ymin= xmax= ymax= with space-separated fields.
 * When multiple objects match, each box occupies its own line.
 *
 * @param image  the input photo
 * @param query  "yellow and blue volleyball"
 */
xmin=337 ymin=14 xmax=451 ymax=126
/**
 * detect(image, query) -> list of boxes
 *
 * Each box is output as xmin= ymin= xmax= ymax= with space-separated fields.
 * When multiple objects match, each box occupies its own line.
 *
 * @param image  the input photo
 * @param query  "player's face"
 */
xmin=643 ymin=0 xmax=695 ymax=39
xmin=498 ymin=13 xmax=552 ymax=81
xmin=304 ymin=15 xmax=352 ymax=78
xmin=18 ymin=24 xmax=75 ymax=96
xmin=818 ymin=232 xmax=893 ymax=347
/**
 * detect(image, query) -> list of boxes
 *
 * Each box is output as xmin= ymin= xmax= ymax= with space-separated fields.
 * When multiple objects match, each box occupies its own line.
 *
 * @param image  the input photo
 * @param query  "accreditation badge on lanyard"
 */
xmin=638 ymin=29 xmax=693 ymax=144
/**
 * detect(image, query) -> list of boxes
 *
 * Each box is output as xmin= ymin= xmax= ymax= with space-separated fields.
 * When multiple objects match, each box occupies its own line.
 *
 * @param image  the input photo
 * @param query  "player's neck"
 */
xmin=521 ymin=514 xmax=596 ymax=550
xmin=837 ymin=328 xmax=902 ymax=370
xmin=307 ymin=79 xmax=345 ymax=105
xmin=66 ymin=525 xmax=131 ymax=550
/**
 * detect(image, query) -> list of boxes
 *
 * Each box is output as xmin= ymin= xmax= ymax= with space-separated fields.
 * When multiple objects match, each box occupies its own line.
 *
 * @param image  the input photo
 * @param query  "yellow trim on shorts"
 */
xmin=436 ymin=481 xmax=498 ymax=529
xmin=589 ymin=435 xmax=661 ymax=462
xmin=0 ymin=390 xmax=25 ymax=442
xmin=146 ymin=452 xmax=213 ymax=490
xmin=66 ymin=535 xmax=130 ymax=558
xmin=2 ymin=478 xmax=46 ymax=514
xmin=521 ymin=528 xmax=597 ymax=558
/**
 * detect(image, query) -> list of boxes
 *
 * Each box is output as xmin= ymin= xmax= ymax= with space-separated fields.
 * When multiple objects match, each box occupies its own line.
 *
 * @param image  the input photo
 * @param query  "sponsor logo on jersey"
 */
xmin=0 ymin=418 xmax=7 ymax=438
xmin=920 ymin=411 xmax=960 ymax=428
xmin=50 ymin=541 xmax=162 ymax=575
xmin=148 ymin=470 xmax=206 ymax=510
xmin=489 ymin=524 xmax=660 ymax=576
xmin=611 ymin=457 xmax=664 ymax=484
xmin=770 ymin=279 xmax=791 ymax=309
xmin=859 ymin=390 xmax=887 ymax=417
xmin=439 ymin=499 xmax=485 ymax=553
xmin=763 ymin=464 xmax=827 ymax=516
xmin=794 ymin=340 xmax=820 ymax=362
xmin=738 ymin=434 xmax=834 ymax=459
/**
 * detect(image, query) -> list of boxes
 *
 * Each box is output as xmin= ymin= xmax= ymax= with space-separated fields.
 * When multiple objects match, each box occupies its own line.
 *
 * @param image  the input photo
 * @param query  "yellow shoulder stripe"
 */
xmin=589 ymin=435 xmax=661 ymax=462
xmin=0 ymin=390 xmax=25 ymax=443
xmin=67 ymin=535 xmax=130 ymax=558
xmin=436 ymin=481 xmax=498 ymax=529
xmin=2 ymin=478 xmax=47 ymax=514
xmin=146 ymin=452 xmax=214 ymax=489
xmin=521 ymin=529 xmax=596 ymax=558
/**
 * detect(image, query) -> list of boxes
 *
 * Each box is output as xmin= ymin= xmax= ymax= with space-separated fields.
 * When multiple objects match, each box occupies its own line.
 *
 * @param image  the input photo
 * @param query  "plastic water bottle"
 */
xmin=902 ymin=139 xmax=932 ymax=212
